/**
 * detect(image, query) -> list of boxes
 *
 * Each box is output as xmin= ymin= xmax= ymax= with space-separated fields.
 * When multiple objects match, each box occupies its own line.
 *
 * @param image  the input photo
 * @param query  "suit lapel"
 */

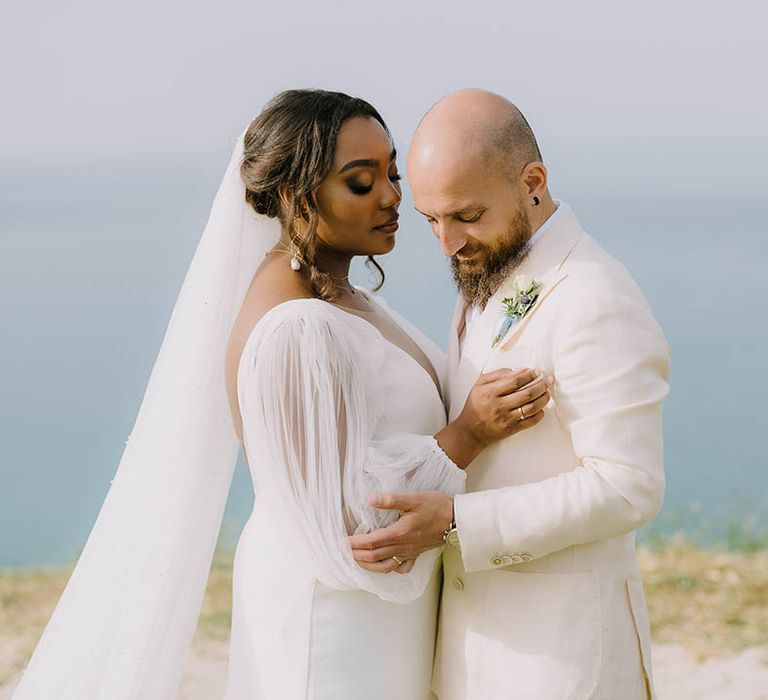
xmin=450 ymin=290 xmax=523 ymax=419
xmin=447 ymin=203 xmax=586 ymax=418
xmin=444 ymin=296 xmax=467 ymax=409
xmin=490 ymin=270 xmax=569 ymax=353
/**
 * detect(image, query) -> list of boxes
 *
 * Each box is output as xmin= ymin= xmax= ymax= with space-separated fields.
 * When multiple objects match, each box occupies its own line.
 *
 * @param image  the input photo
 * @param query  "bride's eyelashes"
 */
xmin=346 ymin=172 xmax=402 ymax=196
xmin=348 ymin=181 xmax=372 ymax=195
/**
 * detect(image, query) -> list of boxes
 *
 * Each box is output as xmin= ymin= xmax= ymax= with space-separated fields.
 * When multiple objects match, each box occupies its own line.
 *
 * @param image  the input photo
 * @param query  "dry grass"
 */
xmin=639 ymin=540 xmax=768 ymax=659
xmin=193 ymin=548 xmax=235 ymax=643
xmin=0 ymin=566 xmax=73 ymax=684
xmin=0 ymin=549 xmax=236 ymax=685
xmin=3 ymin=541 xmax=768 ymax=683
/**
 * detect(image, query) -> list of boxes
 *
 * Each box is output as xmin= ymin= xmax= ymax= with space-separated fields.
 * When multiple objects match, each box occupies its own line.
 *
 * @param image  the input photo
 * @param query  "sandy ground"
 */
xmin=652 ymin=644 xmax=768 ymax=699
xmin=3 ymin=642 xmax=768 ymax=699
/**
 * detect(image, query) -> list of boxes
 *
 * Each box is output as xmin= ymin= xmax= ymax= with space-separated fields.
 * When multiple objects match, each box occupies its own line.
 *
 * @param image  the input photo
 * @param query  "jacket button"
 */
xmin=501 ymin=555 xmax=514 ymax=566
xmin=491 ymin=556 xmax=504 ymax=566
xmin=452 ymin=577 xmax=465 ymax=591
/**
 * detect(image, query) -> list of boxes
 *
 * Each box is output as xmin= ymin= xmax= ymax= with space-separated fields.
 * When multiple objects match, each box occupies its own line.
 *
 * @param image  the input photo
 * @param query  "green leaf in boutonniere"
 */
xmin=491 ymin=275 xmax=542 ymax=348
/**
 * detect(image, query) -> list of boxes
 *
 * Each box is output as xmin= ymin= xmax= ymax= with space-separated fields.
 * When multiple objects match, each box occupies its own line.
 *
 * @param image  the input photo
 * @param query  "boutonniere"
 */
xmin=491 ymin=275 xmax=543 ymax=348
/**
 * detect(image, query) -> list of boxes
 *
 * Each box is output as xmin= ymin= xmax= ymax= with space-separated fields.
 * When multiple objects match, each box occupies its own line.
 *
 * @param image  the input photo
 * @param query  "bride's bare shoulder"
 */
xmin=225 ymin=260 xmax=319 ymax=436
xmin=244 ymin=260 xmax=315 ymax=326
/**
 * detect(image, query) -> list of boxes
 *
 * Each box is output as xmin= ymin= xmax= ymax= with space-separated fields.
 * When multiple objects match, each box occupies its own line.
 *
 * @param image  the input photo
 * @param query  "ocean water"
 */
xmin=1 ymin=162 xmax=766 ymax=568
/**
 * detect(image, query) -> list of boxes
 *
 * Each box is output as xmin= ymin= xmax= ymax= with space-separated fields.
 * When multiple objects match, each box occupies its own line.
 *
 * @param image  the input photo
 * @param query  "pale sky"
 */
xmin=2 ymin=0 xmax=766 ymax=199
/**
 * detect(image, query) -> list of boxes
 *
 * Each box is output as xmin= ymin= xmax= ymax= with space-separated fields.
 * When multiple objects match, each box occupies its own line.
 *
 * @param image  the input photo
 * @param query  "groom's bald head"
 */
xmin=409 ymin=89 xmax=542 ymax=179
xmin=408 ymin=89 xmax=553 ymax=307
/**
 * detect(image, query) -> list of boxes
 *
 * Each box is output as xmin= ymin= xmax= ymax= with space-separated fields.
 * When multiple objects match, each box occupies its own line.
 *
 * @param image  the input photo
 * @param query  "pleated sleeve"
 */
xmin=237 ymin=302 xmax=465 ymax=602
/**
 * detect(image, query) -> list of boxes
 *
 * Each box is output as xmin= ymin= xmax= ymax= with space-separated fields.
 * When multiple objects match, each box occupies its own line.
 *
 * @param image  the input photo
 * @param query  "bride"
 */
xmin=13 ymin=89 xmax=550 ymax=700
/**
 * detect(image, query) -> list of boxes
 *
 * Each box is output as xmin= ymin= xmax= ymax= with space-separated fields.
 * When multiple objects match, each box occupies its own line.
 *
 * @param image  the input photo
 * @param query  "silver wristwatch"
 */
xmin=442 ymin=518 xmax=460 ymax=548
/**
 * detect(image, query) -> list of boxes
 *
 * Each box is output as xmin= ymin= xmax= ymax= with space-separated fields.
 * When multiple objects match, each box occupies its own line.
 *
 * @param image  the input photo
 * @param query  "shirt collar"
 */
xmin=526 ymin=198 xmax=563 ymax=250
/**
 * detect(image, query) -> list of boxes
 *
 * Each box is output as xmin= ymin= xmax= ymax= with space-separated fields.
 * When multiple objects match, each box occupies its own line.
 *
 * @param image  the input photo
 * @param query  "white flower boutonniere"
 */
xmin=491 ymin=275 xmax=543 ymax=348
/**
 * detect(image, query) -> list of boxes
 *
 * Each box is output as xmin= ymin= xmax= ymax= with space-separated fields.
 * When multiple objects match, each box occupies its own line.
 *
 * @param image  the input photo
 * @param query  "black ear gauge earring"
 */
xmin=532 ymin=196 xmax=540 ymax=206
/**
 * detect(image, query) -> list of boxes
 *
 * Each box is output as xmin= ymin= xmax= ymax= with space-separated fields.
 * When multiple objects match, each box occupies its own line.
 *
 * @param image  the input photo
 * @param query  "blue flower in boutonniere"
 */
xmin=491 ymin=275 xmax=543 ymax=348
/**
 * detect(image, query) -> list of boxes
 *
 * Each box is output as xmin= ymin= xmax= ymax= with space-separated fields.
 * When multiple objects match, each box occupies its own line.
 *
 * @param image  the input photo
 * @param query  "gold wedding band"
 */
xmin=518 ymin=406 xmax=527 ymax=421
xmin=392 ymin=556 xmax=404 ymax=566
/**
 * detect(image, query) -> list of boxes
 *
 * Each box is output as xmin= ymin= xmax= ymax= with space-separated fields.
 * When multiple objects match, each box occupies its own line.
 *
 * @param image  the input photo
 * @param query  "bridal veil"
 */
xmin=12 ymin=129 xmax=280 ymax=699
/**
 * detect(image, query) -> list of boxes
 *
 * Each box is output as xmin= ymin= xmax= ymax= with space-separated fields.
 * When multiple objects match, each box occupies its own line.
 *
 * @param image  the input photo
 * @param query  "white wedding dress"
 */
xmin=10 ymin=129 xmax=463 ymax=699
xmin=223 ymin=290 xmax=466 ymax=700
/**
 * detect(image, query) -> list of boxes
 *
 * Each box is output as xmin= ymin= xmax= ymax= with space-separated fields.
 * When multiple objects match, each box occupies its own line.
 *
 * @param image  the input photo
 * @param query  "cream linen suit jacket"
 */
xmin=432 ymin=203 xmax=670 ymax=700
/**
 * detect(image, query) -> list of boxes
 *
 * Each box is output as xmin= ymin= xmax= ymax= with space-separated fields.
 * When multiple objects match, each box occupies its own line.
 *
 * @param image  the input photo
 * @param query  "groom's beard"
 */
xmin=450 ymin=207 xmax=533 ymax=308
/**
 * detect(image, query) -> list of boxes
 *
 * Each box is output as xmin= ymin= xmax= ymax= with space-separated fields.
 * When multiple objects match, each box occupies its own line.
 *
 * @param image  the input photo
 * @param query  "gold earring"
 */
xmin=289 ymin=244 xmax=302 ymax=271
xmin=290 ymin=215 xmax=306 ymax=270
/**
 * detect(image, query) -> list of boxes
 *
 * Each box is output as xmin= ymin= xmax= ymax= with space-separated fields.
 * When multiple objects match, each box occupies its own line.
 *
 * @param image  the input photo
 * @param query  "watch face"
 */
xmin=447 ymin=529 xmax=460 ymax=547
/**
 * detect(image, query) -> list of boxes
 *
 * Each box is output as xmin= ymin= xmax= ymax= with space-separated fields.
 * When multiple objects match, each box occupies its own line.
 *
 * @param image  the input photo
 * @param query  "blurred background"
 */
xmin=3 ymin=0 xmax=766 ymax=568
xmin=6 ymin=0 xmax=768 ymax=567
xmin=1 ymin=0 xmax=767 ymax=696
xmin=0 ymin=0 xmax=768 ymax=567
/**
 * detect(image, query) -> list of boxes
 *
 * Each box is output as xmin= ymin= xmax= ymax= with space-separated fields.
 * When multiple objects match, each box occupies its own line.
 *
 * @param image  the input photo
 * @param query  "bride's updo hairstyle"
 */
xmin=241 ymin=88 xmax=389 ymax=300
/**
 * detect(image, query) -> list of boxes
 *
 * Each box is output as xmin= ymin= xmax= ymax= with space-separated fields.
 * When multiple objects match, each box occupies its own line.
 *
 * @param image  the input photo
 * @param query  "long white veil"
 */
xmin=13 ymin=128 xmax=280 ymax=699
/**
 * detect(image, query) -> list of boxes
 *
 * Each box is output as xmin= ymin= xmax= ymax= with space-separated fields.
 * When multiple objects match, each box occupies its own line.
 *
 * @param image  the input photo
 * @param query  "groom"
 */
xmin=349 ymin=89 xmax=670 ymax=699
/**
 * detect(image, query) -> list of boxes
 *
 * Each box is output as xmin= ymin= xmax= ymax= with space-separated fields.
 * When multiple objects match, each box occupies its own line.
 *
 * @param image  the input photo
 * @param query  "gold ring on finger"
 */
xmin=392 ymin=556 xmax=404 ymax=566
xmin=518 ymin=406 xmax=527 ymax=421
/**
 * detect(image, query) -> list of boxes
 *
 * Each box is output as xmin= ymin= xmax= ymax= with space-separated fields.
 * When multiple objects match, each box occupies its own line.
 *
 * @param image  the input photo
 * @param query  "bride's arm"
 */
xmin=238 ymin=304 xmax=461 ymax=602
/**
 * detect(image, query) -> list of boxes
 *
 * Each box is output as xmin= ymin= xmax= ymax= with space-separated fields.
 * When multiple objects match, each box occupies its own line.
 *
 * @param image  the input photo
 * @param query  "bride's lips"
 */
xmin=372 ymin=216 xmax=399 ymax=234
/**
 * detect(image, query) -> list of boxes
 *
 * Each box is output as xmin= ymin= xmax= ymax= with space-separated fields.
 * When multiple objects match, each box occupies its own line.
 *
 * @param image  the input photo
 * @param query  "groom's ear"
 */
xmin=521 ymin=161 xmax=548 ymax=199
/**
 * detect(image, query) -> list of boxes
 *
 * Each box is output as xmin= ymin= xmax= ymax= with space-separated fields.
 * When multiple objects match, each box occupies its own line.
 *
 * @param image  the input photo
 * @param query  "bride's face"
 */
xmin=313 ymin=116 xmax=402 ymax=257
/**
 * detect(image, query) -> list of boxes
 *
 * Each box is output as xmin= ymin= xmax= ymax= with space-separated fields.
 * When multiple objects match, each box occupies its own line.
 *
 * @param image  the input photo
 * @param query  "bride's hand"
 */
xmin=462 ymin=368 xmax=553 ymax=444
xmin=435 ymin=368 xmax=553 ymax=468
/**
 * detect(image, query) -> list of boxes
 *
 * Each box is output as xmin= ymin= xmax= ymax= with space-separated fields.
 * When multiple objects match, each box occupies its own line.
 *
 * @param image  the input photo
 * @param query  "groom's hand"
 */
xmin=348 ymin=491 xmax=454 ymax=572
